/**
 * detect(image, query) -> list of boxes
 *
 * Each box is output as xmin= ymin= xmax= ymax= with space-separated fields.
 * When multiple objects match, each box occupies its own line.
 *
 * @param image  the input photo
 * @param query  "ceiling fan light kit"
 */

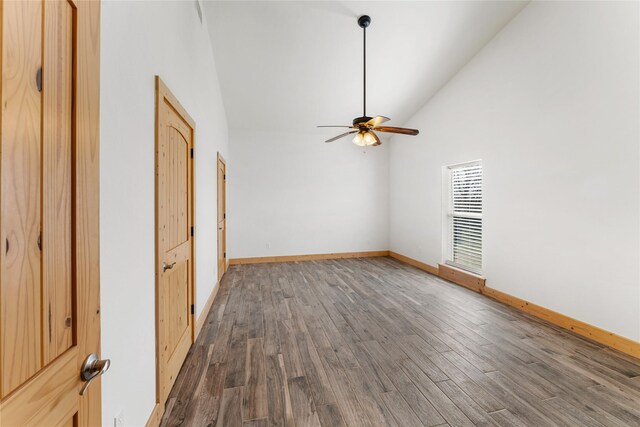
xmin=353 ymin=130 xmax=380 ymax=147
xmin=318 ymin=15 xmax=419 ymax=147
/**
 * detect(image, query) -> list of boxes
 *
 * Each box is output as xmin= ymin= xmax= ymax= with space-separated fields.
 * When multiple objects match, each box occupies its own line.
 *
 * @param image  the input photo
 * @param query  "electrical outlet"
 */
xmin=114 ymin=409 xmax=125 ymax=427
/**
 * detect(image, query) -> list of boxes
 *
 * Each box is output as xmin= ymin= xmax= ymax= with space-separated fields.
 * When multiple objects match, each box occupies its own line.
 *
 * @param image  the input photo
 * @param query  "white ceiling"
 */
xmin=204 ymin=1 xmax=528 ymax=133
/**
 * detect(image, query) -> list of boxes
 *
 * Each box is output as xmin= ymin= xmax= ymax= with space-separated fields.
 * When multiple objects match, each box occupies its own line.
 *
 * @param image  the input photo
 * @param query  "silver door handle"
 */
xmin=80 ymin=352 xmax=110 ymax=395
xmin=163 ymin=261 xmax=176 ymax=272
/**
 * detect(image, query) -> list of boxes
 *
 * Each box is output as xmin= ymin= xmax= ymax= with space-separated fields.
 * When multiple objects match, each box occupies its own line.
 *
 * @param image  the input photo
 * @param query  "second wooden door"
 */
xmin=217 ymin=154 xmax=226 ymax=281
xmin=155 ymin=77 xmax=195 ymax=404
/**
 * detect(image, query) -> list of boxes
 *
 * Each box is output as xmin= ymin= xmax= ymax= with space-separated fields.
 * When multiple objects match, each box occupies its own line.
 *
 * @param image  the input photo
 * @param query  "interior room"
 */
xmin=0 ymin=1 xmax=638 ymax=426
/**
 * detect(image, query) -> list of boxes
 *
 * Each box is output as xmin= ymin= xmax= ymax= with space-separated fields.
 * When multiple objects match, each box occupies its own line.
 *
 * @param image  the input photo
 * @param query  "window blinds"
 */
xmin=447 ymin=162 xmax=482 ymax=274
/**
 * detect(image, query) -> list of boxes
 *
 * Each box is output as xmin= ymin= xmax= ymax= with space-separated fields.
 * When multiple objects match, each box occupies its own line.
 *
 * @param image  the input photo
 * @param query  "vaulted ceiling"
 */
xmin=205 ymin=1 xmax=528 ymax=133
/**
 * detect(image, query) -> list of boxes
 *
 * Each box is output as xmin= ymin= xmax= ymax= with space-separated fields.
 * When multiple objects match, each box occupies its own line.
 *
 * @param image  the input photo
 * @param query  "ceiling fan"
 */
xmin=318 ymin=15 xmax=419 ymax=147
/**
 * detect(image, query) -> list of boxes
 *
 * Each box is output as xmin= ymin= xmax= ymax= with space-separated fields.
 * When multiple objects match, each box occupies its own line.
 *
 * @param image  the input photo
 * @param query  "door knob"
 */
xmin=80 ymin=352 xmax=110 ymax=395
xmin=163 ymin=261 xmax=176 ymax=272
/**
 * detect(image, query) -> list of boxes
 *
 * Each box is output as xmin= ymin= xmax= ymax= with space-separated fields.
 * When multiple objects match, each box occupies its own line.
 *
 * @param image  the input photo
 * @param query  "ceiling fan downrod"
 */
xmin=358 ymin=15 xmax=371 ymax=119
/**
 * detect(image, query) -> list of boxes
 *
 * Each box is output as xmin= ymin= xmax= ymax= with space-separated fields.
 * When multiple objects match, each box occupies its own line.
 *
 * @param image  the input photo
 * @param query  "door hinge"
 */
xmin=224 ymin=174 xmax=226 ymax=180
xmin=223 ymin=213 xmax=226 ymax=219
xmin=190 ymin=148 xmax=194 ymax=158
xmin=224 ymin=252 xmax=226 ymax=258
xmin=190 ymin=226 xmax=194 ymax=236
xmin=191 ymin=304 xmax=194 ymax=315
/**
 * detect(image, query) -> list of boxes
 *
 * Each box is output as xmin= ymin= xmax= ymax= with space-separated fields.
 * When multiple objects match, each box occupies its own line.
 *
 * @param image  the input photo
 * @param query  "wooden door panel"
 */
xmin=43 ymin=0 xmax=74 ymax=364
xmin=217 ymin=221 xmax=225 ymax=277
xmin=165 ymin=125 xmax=189 ymax=250
xmin=164 ymin=262 xmax=189 ymax=357
xmin=217 ymin=164 xmax=224 ymax=222
xmin=165 ymin=331 xmax=191 ymax=392
xmin=0 ymin=0 xmax=43 ymax=396
xmin=0 ymin=349 xmax=79 ymax=427
xmin=217 ymin=227 xmax=224 ymax=276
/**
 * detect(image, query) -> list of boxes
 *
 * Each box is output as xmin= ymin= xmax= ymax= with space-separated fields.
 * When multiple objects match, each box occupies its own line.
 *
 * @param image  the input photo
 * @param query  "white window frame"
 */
xmin=442 ymin=160 xmax=483 ymax=275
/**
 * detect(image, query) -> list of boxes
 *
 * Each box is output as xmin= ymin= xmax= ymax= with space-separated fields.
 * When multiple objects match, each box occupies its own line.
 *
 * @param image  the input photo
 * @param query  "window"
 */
xmin=445 ymin=160 xmax=482 ymax=274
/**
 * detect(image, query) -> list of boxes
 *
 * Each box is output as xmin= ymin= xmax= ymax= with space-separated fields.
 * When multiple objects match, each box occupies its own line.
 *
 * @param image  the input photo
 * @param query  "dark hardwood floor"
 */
xmin=159 ymin=257 xmax=640 ymax=427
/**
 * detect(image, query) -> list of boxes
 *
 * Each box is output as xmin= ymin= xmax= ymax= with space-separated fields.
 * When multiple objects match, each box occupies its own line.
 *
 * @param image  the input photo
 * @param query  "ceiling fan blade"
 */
xmin=317 ymin=125 xmax=353 ymax=128
xmin=373 ymin=126 xmax=419 ymax=136
xmin=366 ymin=116 xmax=390 ymax=127
xmin=325 ymin=130 xmax=357 ymax=143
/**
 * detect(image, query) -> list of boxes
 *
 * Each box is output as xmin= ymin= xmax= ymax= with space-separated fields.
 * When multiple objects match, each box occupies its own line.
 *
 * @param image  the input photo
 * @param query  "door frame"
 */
xmin=153 ymin=76 xmax=196 ymax=414
xmin=217 ymin=152 xmax=227 ymax=280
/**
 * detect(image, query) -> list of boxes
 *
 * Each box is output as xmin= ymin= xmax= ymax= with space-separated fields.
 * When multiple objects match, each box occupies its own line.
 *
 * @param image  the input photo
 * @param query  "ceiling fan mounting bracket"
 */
xmin=358 ymin=15 xmax=371 ymax=28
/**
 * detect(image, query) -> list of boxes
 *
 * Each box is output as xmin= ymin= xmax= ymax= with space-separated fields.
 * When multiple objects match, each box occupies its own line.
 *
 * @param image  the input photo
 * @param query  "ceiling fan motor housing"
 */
xmin=353 ymin=116 xmax=372 ymax=126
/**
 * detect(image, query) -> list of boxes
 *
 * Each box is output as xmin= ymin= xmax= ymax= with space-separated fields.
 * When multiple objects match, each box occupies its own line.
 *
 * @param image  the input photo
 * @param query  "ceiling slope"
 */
xmin=204 ymin=1 xmax=528 ymax=133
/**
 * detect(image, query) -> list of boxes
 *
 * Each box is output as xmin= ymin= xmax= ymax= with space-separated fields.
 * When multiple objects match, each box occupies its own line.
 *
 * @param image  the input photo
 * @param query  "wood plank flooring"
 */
xmin=159 ymin=257 xmax=640 ymax=427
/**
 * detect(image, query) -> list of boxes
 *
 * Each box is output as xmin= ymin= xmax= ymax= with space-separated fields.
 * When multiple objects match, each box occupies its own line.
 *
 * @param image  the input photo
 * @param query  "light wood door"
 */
xmin=0 ymin=0 xmax=102 ymax=425
xmin=217 ymin=154 xmax=226 ymax=281
xmin=155 ymin=77 xmax=195 ymax=404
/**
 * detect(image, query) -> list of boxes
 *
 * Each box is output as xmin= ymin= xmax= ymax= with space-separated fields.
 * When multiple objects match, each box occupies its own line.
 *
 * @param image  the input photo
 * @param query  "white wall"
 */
xmin=98 ymin=2 xmax=639 ymax=425
xmin=100 ymin=1 xmax=228 ymax=426
xmin=229 ymin=129 xmax=389 ymax=258
xmin=390 ymin=1 xmax=640 ymax=341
